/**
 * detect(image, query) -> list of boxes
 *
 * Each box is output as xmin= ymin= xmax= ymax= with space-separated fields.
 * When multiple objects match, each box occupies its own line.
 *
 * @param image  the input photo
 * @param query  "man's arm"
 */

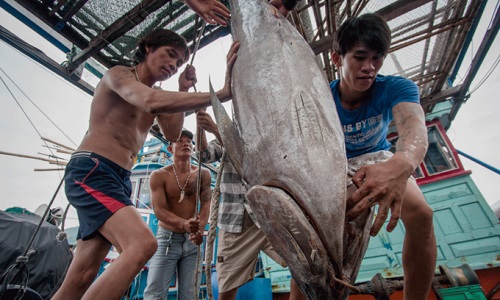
xmin=155 ymin=65 xmax=198 ymax=142
xmin=269 ymin=0 xmax=300 ymax=17
xmin=391 ymin=102 xmax=428 ymax=175
xmin=182 ymin=0 xmax=230 ymax=26
xmin=195 ymin=110 xmax=223 ymax=163
xmin=150 ymin=170 xmax=199 ymax=233
xmin=105 ymin=41 xmax=239 ymax=115
xmin=198 ymin=168 xmax=212 ymax=231
xmin=156 ymin=114 xmax=184 ymax=143
xmin=196 ymin=110 xmax=223 ymax=147
xmin=347 ymin=102 xmax=428 ymax=236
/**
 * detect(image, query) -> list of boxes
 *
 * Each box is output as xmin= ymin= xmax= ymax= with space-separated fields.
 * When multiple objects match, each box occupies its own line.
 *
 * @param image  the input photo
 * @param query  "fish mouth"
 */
xmin=264 ymin=180 xmax=336 ymax=264
xmin=246 ymin=183 xmax=348 ymax=298
xmin=267 ymin=181 xmax=318 ymax=230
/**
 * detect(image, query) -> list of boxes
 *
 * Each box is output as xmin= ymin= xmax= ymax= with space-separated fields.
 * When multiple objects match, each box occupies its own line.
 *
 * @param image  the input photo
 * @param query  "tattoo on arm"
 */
xmin=200 ymin=169 xmax=212 ymax=203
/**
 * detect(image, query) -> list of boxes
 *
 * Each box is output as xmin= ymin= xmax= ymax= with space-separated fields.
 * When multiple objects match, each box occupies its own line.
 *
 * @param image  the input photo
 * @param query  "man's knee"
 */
xmin=123 ymin=232 xmax=157 ymax=267
xmin=138 ymin=234 xmax=158 ymax=262
xmin=68 ymin=264 xmax=101 ymax=291
xmin=403 ymin=199 xmax=434 ymax=234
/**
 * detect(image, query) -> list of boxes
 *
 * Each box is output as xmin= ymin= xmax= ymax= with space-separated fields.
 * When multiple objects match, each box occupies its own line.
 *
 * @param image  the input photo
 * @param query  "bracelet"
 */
xmin=282 ymin=0 xmax=299 ymax=11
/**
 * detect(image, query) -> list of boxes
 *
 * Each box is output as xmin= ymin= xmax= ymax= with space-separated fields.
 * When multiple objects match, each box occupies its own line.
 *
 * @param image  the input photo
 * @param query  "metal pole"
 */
xmin=456 ymin=149 xmax=500 ymax=175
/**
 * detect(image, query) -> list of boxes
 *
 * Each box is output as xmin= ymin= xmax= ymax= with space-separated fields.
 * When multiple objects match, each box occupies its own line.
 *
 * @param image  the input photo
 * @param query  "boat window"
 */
xmin=388 ymin=139 xmax=425 ymax=179
xmin=136 ymin=177 xmax=152 ymax=209
xmin=424 ymin=125 xmax=458 ymax=175
xmin=389 ymin=124 xmax=458 ymax=179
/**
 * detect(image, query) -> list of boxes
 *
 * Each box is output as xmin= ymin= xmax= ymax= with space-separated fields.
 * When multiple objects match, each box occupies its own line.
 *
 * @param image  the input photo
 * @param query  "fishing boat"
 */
xmin=112 ymin=118 xmax=500 ymax=300
xmin=0 ymin=0 xmax=499 ymax=299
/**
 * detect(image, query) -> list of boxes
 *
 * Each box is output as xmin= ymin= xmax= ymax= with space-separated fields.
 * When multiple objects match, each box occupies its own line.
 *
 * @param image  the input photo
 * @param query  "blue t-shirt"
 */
xmin=330 ymin=75 xmax=420 ymax=158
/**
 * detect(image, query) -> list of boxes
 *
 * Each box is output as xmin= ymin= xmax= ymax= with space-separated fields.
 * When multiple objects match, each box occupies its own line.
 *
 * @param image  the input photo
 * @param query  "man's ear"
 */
xmin=331 ymin=52 xmax=342 ymax=68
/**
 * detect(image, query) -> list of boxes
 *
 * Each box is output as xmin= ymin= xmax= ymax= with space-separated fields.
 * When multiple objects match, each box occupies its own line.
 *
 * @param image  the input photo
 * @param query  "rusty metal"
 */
xmin=352 ymin=264 xmax=482 ymax=299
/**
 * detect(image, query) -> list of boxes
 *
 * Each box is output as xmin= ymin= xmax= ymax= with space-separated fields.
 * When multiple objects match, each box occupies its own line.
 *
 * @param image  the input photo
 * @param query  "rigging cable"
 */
xmin=188 ymin=16 xmax=208 ymax=300
xmin=0 ymin=66 xmax=78 ymax=148
xmin=0 ymin=69 xmax=68 ymax=299
xmin=467 ymin=54 xmax=499 ymax=96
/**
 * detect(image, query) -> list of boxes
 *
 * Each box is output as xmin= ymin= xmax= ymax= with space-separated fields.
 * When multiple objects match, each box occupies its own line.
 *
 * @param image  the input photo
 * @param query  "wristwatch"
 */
xmin=282 ymin=0 xmax=299 ymax=10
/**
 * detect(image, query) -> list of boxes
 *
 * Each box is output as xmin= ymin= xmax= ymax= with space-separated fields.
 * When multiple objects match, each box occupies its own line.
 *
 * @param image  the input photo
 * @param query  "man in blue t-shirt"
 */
xmin=330 ymin=14 xmax=436 ymax=299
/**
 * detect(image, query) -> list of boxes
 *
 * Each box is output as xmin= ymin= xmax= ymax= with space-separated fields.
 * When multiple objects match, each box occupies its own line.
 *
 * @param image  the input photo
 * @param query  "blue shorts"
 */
xmin=64 ymin=151 xmax=133 ymax=241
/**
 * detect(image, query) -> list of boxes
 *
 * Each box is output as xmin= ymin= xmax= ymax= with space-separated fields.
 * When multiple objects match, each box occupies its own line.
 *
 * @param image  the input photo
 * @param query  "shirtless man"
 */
xmin=143 ymin=129 xmax=211 ymax=300
xmin=53 ymin=29 xmax=238 ymax=300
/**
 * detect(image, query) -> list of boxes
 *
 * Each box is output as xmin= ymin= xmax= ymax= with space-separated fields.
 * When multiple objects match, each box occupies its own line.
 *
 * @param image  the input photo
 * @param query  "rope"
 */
xmin=0 ymin=177 xmax=64 ymax=298
xmin=0 ymin=255 xmax=31 ymax=300
xmin=191 ymin=18 xmax=207 ymax=299
xmin=0 ymin=67 xmax=78 ymax=147
xmin=204 ymin=151 xmax=226 ymax=300
xmin=189 ymin=19 xmax=207 ymax=93
xmin=56 ymin=203 xmax=72 ymax=242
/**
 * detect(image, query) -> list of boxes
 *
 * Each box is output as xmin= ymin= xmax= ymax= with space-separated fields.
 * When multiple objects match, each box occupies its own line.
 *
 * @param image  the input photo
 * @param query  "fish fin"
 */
xmin=340 ymin=207 xmax=374 ymax=297
xmin=247 ymin=185 xmax=345 ymax=299
xmin=208 ymin=79 xmax=245 ymax=175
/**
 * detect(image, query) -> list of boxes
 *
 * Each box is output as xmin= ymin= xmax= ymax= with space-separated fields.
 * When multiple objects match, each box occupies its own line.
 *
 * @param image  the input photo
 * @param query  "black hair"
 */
xmin=333 ymin=13 xmax=391 ymax=56
xmin=133 ymin=29 xmax=190 ymax=65
xmin=180 ymin=129 xmax=194 ymax=141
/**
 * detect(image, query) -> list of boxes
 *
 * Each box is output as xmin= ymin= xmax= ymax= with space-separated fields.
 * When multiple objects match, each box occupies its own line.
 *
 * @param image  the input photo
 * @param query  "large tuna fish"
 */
xmin=209 ymin=0 xmax=373 ymax=298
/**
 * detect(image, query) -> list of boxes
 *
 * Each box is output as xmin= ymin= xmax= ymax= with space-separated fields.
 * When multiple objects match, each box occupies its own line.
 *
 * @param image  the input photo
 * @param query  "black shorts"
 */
xmin=64 ymin=151 xmax=133 ymax=241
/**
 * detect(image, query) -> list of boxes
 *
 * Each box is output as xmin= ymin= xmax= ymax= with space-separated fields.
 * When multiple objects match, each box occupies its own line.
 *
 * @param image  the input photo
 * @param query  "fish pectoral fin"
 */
xmin=342 ymin=208 xmax=374 ymax=284
xmin=246 ymin=185 xmax=342 ymax=299
xmin=208 ymin=80 xmax=245 ymax=175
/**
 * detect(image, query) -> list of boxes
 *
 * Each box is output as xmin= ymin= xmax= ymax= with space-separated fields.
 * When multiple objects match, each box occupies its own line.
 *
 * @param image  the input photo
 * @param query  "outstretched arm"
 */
xmin=155 ymin=65 xmax=198 ymax=142
xmin=182 ymin=0 xmax=230 ymax=26
xmin=105 ymin=41 xmax=239 ymax=115
xmin=347 ymin=102 xmax=428 ymax=236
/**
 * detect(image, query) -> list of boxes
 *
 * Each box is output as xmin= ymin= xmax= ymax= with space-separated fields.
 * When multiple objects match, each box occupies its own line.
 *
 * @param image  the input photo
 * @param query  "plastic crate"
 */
xmin=439 ymin=284 xmax=487 ymax=300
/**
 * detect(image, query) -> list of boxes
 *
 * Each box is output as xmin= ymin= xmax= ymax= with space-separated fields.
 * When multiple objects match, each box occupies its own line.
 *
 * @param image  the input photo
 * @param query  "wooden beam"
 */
xmin=309 ymin=0 xmax=433 ymax=54
xmin=376 ymin=0 xmax=432 ymax=22
xmin=67 ymin=0 xmax=170 ymax=73
xmin=0 ymin=25 xmax=94 ymax=96
xmin=9 ymin=0 xmax=114 ymax=69
xmin=61 ymin=0 xmax=89 ymax=22
xmin=420 ymin=84 xmax=462 ymax=106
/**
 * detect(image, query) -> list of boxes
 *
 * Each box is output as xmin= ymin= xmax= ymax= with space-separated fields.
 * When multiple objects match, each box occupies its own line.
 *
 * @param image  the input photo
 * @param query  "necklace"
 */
xmin=134 ymin=66 xmax=141 ymax=83
xmin=172 ymin=165 xmax=191 ymax=203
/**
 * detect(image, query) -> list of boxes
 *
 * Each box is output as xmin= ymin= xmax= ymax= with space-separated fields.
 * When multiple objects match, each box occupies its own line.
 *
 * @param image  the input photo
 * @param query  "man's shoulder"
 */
xmin=152 ymin=165 xmax=172 ymax=176
xmin=191 ymin=165 xmax=210 ymax=173
xmin=375 ymin=75 xmax=420 ymax=104
xmin=103 ymin=65 xmax=134 ymax=82
xmin=329 ymin=79 xmax=340 ymax=89
xmin=375 ymin=75 xmax=416 ymax=87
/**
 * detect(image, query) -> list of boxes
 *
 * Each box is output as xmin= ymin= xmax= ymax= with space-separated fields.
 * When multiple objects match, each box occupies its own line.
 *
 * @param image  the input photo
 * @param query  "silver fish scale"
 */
xmin=210 ymin=0 xmax=366 ymax=298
